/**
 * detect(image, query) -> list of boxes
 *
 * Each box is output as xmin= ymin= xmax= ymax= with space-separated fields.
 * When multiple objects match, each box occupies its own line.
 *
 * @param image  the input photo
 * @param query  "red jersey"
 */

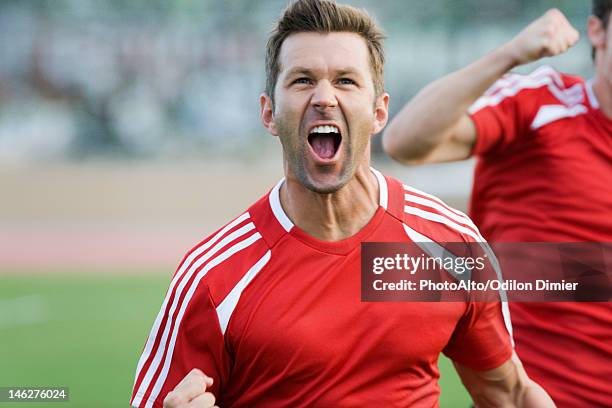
xmin=131 ymin=170 xmax=512 ymax=408
xmin=469 ymin=66 xmax=612 ymax=407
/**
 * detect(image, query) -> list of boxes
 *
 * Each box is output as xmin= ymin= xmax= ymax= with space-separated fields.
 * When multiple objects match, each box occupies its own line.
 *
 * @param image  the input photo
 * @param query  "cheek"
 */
xmin=344 ymin=100 xmax=376 ymax=136
xmin=275 ymin=95 xmax=307 ymax=126
xmin=274 ymin=107 xmax=297 ymax=132
xmin=274 ymin=109 xmax=304 ymax=153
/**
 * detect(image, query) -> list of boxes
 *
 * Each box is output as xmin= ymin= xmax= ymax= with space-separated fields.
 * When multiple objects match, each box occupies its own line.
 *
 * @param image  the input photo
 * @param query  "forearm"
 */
xmin=471 ymin=379 xmax=554 ymax=408
xmin=516 ymin=379 xmax=555 ymax=408
xmin=384 ymin=8 xmax=579 ymax=164
xmin=383 ymin=44 xmax=517 ymax=162
xmin=459 ymin=353 xmax=555 ymax=408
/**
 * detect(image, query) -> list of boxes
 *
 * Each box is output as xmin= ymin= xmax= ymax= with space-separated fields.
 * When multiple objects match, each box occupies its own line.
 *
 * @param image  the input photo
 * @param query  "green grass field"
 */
xmin=0 ymin=275 xmax=471 ymax=407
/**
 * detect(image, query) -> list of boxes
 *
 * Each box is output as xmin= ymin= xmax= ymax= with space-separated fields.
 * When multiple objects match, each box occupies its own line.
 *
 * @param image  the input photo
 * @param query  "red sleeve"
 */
xmin=442 ymin=231 xmax=513 ymax=370
xmin=468 ymin=71 xmax=548 ymax=156
xmin=442 ymin=300 xmax=513 ymax=370
xmin=130 ymin=210 xmax=266 ymax=408
xmin=130 ymin=278 xmax=230 ymax=408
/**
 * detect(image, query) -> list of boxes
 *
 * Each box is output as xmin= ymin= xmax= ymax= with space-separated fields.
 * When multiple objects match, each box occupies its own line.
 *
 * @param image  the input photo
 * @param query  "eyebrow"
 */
xmin=284 ymin=67 xmax=315 ymax=78
xmin=335 ymin=68 xmax=361 ymax=77
xmin=284 ymin=67 xmax=363 ymax=78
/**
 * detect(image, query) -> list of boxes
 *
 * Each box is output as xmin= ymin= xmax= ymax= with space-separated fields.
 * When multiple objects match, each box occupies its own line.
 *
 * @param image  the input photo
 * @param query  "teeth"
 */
xmin=311 ymin=125 xmax=339 ymax=134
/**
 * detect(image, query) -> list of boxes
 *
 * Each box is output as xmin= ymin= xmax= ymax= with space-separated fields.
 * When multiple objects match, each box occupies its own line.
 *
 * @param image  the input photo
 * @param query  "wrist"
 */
xmin=494 ymin=42 xmax=522 ymax=71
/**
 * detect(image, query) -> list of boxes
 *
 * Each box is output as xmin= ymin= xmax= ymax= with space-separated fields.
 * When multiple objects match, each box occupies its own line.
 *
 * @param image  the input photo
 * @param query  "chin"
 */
xmin=305 ymin=182 xmax=343 ymax=194
xmin=300 ymin=171 xmax=350 ymax=194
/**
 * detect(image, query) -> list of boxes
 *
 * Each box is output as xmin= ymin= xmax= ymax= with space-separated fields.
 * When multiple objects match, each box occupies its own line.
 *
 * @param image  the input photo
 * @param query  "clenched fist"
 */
xmin=505 ymin=8 xmax=580 ymax=66
xmin=163 ymin=369 xmax=218 ymax=408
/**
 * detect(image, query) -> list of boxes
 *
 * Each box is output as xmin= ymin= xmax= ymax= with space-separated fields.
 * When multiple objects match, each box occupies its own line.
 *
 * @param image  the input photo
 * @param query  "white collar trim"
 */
xmin=585 ymin=78 xmax=599 ymax=109
xmin=269 ymin=168 xmax=389 ymax=232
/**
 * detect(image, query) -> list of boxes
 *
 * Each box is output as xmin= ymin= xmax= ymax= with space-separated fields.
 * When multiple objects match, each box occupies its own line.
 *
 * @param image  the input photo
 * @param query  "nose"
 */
xmin=310 ymin=81 xmax=338 ymax=111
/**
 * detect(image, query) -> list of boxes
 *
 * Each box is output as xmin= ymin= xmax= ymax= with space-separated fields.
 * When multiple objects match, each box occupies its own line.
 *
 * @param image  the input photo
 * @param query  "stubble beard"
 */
xmin=275 ymin=107 xmax=373 ymax=195
xmin=279 ymin=132 xmax=353 ymax=195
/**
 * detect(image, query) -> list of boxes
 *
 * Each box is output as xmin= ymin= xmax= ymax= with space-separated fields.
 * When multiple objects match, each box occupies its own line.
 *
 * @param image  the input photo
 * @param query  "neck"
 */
xmin=280 ymin=164 xmax=380 ymax=242
xmin=592 ymin=74 xmax=612 ymax=119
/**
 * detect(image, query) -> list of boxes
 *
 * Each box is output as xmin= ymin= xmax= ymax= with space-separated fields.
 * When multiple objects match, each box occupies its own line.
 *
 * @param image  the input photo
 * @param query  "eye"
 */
xmin=338 ymin=78 xmax=356 ymax=86
xmin=293 ymin=77 xmax=312 ymax=85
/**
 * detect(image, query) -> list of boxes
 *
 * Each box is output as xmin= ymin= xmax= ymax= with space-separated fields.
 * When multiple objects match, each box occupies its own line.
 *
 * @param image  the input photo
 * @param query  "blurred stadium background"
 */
xmin=0 ymin=0 xmax=594 ymax=406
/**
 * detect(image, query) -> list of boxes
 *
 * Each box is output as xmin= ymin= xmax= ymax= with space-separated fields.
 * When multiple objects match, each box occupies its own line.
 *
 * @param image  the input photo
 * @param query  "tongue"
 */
xmin=310 ymin=134 xmax=336 ymax=159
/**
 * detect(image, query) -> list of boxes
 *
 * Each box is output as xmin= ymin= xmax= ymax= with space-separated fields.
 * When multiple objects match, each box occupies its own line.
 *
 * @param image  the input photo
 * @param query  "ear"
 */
xmin=372 ymin=93 xmax=390 ymax=135
xmin=260 ymin=93 xmax=279 ymax=136
xmin=587 ymin=15 xmax=606 ymax=52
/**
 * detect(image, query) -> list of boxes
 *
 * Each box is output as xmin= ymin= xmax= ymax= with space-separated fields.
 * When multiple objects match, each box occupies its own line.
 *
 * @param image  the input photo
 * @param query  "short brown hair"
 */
xmin=593 ymin=0 xmax=612 ymax=27
xmin=265 ymin=0 xmax=385 ymax=102
xmin=592 ymin=0 xmax=612 ymax=59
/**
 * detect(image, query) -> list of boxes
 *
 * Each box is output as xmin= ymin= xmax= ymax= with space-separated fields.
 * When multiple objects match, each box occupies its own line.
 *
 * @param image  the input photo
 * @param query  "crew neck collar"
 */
xmin=585 ymin=78 xmax=599 ymax=109
xmin=267 ymin=168 xmax=389 ymax=255
xmin=269 ymin=167 xmax=388 ymax=233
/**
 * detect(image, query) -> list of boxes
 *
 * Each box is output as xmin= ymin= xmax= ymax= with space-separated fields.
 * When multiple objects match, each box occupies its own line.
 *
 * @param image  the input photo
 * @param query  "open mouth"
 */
xmin=307 ymin=125 xmax=342 ymax=160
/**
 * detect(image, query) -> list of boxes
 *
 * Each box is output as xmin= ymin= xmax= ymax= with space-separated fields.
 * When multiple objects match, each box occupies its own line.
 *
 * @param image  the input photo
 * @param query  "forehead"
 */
xmin=278 ymin=32 xmax=371 ymax=75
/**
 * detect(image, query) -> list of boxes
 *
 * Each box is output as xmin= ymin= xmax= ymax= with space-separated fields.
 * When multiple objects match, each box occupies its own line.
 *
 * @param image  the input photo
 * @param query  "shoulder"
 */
xmin=469 ymin=65 xmax=586 ymax=114
xmin=176 ymin=205 xmax=273 ymax=316
xmin=398 ymin=182 xmax=484 ymax=244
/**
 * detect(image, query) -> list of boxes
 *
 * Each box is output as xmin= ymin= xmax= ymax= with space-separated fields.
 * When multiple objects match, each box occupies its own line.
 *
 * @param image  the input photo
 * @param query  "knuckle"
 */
xmin=163 ymin=392 xmax=181 ymax=407
xmin=206 ymin=392 xmax=216 ymax=404
xmin=188 ymin=371 xmax=207 ymax=385
xmin=190 ymin=368 xmax=205 ymax=378
xmin=544 ymin=25 xmax=555 ymax=37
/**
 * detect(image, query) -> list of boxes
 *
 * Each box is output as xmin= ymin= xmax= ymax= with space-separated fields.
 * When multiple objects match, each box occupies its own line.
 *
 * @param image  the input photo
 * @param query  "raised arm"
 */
xmin=382 ymin=9 xmax=579 ymax=165
xmin=455 ymin=352 xmax=555 ymax=408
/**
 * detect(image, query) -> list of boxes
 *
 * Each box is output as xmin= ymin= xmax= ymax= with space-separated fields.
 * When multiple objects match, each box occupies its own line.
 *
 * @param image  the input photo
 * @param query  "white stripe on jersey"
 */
xmin=530 ymin=104 xmax=588 ymax=130
xmin=132 ymin=212 xmax=250 ymax=394
xmin=402 ymin=221 xmax=435 ymax=243
xmin=403 ymin=197 xmax=513 ymax=342
xmin=402 ymin=224 xmax=467 ymax=282
xmin=403 ymin=201 xmax=503 ymax=280
xmin=402 ymin=185 xmax=501 ymax=277
xmin=404 ymin=205 xmax=483 ymax=242
xmin=402 ymin=185 xmax=504 ymax=276
xmin=132 ymin=219 xmax=256 ymax=407
xmin=403 ymin=184 xmax=481 ymax=235
xmin=469 ymin=67 xmax=583 ymax=114
xmin=144 ymin=231 xmax=263 ymax=408
xmin=548 ymin=82 xmax=584 ymax=107
xmin=216 ymin=250 xmax=271 ymax=334
xmin=483 ymin=65 xmax=562 ymax=97
xmin=566 ymin=82 xmax=587 ymax=101
xmin=404 ymin=193 xmax=478 ymax=235
xmin=469 ymin=75 xmax=552 ymax=114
